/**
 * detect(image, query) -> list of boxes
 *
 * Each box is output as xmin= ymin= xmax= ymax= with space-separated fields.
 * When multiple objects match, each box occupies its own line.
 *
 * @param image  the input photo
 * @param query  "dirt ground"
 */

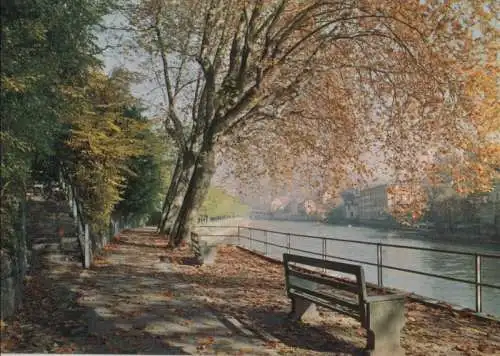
xmin=1 ymin=228 xmax=499 ymax=355
xmin=170 ymin=244 xmax=500 ymax=355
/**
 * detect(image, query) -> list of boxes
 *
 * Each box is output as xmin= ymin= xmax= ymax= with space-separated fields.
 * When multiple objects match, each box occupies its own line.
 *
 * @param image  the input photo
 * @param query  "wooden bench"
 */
xmin=284 ymin=253 xmax=406 ymax=356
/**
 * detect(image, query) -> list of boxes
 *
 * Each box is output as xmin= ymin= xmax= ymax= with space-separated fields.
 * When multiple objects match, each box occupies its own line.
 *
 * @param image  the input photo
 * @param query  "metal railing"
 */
xmin=196 ymin=215 xmax=247 ymax=225
xmin=200 ymin=225 xmax=500 ymax=314
xmin=59 ymin=170 xmax=129 ymax=269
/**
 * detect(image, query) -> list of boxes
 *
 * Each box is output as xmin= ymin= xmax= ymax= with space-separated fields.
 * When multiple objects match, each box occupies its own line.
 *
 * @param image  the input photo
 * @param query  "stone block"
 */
xmin=0 ymin=253 xmax=13 ymax=280
xmin=365 ymin=298 xmax=405 ymax=356
xmin=289 ymin=295 xmax=319 ymax=322
xmin=200 ymin=243 xmax=218 ymax=265
xmin=1 ymin=276 xmax=15 ymax=319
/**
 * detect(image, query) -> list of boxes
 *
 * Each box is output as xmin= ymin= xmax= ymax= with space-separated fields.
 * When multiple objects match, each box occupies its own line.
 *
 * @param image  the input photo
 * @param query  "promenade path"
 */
xmin=1 ymin=227 xmax=499 ymax=355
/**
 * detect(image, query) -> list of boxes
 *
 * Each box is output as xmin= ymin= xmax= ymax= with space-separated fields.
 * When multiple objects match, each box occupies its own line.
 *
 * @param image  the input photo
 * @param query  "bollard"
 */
xmin=84 ymin=224 xmax=91 ymax=269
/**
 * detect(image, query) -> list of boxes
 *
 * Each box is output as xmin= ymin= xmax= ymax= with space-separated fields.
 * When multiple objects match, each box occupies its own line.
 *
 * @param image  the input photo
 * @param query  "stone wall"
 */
xmin=1 ymin=200 xmax=28 ymax=319
xmin=0 ymin=250 xmax=27 ymax=318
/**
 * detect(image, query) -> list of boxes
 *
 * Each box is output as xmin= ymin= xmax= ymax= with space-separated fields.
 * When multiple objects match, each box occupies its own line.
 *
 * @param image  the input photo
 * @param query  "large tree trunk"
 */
xmin=158 ymin=156 xmax=182 ymax=233
xmin=170 ymin=141 xmax=216 ymax=247
xmin=158 ymin=153 xmax=196 ymax=234
xmin=160 ymin=170 xmax=191 ymax=234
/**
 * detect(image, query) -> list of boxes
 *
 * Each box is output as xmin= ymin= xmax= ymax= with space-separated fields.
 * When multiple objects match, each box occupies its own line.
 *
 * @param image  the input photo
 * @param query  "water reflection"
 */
xmin=245 ymin=220 xmax=500 ymax=316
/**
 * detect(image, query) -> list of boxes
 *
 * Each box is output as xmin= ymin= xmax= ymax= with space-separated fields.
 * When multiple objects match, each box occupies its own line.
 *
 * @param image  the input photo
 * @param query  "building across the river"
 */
xmin=343 ymin=183 xmax=425 ymax=223
xmin=358 ymin=185 xmax=389 ymax=221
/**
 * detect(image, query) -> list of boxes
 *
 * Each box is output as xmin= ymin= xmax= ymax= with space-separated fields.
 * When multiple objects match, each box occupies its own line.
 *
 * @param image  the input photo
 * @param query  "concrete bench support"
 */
xmin=191 ymin=232 xmax=218 ymax=265
xmin=283 ymin=253 xmax=406 ymax=356
xmin=365 ymin=297 xmax=405 ymax=356
xmin=290 ymin=295 xmax=319 ymax=322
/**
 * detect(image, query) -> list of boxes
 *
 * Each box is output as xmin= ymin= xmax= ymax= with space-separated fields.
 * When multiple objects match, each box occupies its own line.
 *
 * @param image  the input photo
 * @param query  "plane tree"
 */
xmin=124 ymin=0 xmax=495 ymax=245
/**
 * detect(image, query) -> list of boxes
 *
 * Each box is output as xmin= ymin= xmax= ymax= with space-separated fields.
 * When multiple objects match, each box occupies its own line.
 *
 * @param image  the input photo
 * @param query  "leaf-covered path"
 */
xmin=1 ymin=228 xmax=276 ymax=355
xmin=2 ymin=227 xmax=500 ymax=355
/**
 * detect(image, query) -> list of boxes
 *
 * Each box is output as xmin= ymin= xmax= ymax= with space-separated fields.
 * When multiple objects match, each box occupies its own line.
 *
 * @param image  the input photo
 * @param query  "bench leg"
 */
xmin=289 ymin=295 xmax=319 ymax=322
xmin=365 ymin=299 xmax=405 ymax=356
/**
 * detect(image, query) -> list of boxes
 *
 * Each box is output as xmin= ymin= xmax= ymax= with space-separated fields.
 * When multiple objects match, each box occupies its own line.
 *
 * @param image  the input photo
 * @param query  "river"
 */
xmin=239 ymin=220 xmax=500 ymax=317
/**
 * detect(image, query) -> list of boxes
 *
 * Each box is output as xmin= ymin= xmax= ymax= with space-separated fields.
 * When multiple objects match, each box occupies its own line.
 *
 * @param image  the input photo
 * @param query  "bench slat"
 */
xmin=284 ymin=253 xmax=367 ymax=302
xmin=290 ymin=290 xmax=361 ymax=320
xmin=283 ymin=253 xmax=405 ymax=355
xmin=365 ymin=294 xmax=406 ymax=303
xmin=288 ymin=285 xmax=360 ymax=312
xmin=287 ymin=269 xmax=360 ymax=295
xmin=284 ymin=253 xmax=363 ymax=277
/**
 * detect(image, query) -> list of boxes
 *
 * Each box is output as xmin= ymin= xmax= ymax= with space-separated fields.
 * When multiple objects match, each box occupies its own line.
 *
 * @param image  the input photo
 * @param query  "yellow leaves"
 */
xmin=1 ymin=76 xmax=27 ymax=93
xmin=93 ymin=256 xmax=111 ymax=266
xmin=61 ymin=68 xmax=151 ymax=231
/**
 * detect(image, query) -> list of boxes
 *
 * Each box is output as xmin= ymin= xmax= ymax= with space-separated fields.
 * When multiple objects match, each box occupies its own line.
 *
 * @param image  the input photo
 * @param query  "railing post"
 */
xmin=377 ymin=243 xmax=383 ymax=288
xmin=237 ymin=225 xmax=240 ymax=246
xmin=264 ymin=230 xmax=268 ymax=256
xmin=475 ymin=254 xmax=482 ymax=313
xmin=322 ymin=238 xmax=327 ymax=273
xmin=84 ymin=224 xmax=90 ymax=269
xmin=72 ymin=200 xmax=78 ymax=225
xmin=287 ymin=233 xmax=291 ymax=254
xmin=250 ymin=229 xmax=253 ymax=250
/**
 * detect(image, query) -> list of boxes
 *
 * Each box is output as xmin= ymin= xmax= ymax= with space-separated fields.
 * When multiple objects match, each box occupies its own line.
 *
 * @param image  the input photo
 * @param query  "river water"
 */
xmin=238 ymin=220 xmax=500 ymax=316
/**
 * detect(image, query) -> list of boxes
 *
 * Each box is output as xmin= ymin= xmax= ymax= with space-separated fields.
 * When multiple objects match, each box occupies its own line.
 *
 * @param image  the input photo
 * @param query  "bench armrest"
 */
xmin=365 ymin=293 xmax=406 ymax=303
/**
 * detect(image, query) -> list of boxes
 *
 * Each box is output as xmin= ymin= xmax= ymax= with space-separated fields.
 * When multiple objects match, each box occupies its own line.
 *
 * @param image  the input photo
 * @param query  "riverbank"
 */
xmin=175 ymin=242 xmax=500 ymax=355
xmin=325 ymin=220 xmax=500 ymax=245
xmin=3 ymin=228 xmax=498 ymax=355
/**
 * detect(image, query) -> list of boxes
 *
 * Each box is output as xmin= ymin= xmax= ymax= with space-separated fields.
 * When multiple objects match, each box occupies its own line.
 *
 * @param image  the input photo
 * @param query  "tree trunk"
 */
xmin=158 ymin=149 xmax=197 ymax=234
xmin=159 ymin=163 xmax=195 ymax=234
xmin=157 ymin=156 xmax=182 ymax=233
xmin=161 ymin=172 xmax=191 ymax=234
xmin=170 ymin=141 xmax=216 ymax=247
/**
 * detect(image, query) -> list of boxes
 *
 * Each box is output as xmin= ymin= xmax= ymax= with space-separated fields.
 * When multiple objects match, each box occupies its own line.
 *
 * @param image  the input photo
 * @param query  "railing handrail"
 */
xmin=237 ymin=226 xmax=500 ymax=259
xmin=199 ymin=224 xmax=500 ymax=314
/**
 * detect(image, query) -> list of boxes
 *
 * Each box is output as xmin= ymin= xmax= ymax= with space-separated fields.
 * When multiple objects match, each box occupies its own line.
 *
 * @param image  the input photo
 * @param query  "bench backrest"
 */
xmin=283 ymin=253 xmax=368 ymax=321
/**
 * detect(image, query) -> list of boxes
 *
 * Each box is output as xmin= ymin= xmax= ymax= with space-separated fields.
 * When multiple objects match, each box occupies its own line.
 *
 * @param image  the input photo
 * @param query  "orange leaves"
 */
xmin=265 ymin=340 xmax=280 ymax=349
xmin=93 ymin=255 xmax=110 ymax=266
xmin=196 ymin=336 xmax=215 ymax=351
xmin=153 ymin=239 xmax=169 ymax=247
xmin=103 ymin=243 xmax=119 ymax=251
xmin=53 ymin=344 xmax=77 ymax=353
xmin=163 ymin=290 xmax=174 ymax=299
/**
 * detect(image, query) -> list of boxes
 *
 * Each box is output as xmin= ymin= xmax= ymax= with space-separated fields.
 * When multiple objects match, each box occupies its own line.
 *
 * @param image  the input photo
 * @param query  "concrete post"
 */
xmin=84 ymin=224 xmax=90 ymax=268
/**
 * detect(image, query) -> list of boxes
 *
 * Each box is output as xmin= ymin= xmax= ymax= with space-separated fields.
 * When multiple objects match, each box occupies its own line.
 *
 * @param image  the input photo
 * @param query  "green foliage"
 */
xmin=327 ymin=205 xmax=346 ymax=224
xmin=0 ymin=0 xmax=114 ymax=245
xmin=113 ymin=107 xmax=171 ymax=223
xmin=63 ymin=70 xmax=149 ymax=231
xmin=199 ymin=187 xmax=250 ymax=218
